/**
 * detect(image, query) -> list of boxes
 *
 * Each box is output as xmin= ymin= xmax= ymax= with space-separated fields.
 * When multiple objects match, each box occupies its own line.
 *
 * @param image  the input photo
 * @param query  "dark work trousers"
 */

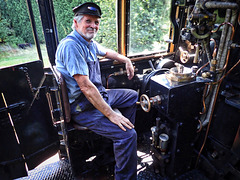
xmin=71 ymin=88 xmax=138 ymax=180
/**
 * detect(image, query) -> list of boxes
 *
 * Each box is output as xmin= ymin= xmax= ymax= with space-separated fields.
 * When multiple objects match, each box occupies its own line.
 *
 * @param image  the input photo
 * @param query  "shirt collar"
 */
xmin=72 ymin=30 xmax=93 ymax=47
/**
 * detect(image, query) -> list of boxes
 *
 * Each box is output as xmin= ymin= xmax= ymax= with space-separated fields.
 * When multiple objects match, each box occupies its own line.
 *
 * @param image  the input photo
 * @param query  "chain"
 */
xmin=19 ymin=67 xmax=34 ymax=95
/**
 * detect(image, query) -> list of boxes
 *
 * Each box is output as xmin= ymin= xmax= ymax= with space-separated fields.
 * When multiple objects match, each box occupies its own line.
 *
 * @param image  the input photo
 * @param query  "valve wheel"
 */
xmin=140 ymin=94 xmax=151 ymax=112
xmin=180 ymin=50 xmax=189 ymax=63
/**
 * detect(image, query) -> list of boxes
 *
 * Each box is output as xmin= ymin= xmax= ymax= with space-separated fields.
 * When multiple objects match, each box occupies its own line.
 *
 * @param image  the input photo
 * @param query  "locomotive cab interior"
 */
xmin=1 ymin=0 xmax=240 ymax=179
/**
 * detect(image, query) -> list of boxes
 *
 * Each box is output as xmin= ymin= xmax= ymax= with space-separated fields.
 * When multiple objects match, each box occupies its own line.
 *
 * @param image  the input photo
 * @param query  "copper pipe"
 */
xmin=196 ymin=59 xmax=240 ymax=167
xmin=218 ymin=59 xmax=240 ymax=83
xmin=197 ymin=119 xmax=203 ymax=133
xmin=205 ymin=83 xmax=213 ymax=98
xmin=196 ymin=62 xmax=209 ymax=76
xmin=200 ymin=84 xmax=208 ymax=115
xmin=211 ymin=22 xmax=233 ymax=34
xmin=195 ymin=80 xmax=222 ymax=168
xmin=210 ymin=38 xmax=217 ymax=59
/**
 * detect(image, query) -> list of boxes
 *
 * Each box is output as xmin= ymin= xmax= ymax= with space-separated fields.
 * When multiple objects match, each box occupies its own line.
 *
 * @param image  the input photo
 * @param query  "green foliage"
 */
xmin=0 ymin=17 xmax=24 ymax=45
xmin=0 ymin=0 xmax=170 ymax=54
xmin=0 ymin=18 xmax=9 ymax=43
xmin=129 ymin=0 xmax=171 ymax=54
xmin=0 ymin=0 xmax=44 ymax=45
xmin=53 ymin=0 xmax=117 ymax=50
xmin=53 ymin=0 xmax=79 ymax=40
xmin=5 ymin=0 xmax=33 ymax=43
xmin=94 ymin=0 xmax=117 ymax=50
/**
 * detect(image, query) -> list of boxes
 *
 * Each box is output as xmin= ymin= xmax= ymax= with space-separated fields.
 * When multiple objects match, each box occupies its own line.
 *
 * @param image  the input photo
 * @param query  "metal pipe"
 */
xmin=201 ymin=4 xmax=238 ymax=126
xmin=216 ymin=9 xmax=231 ymax=68
xmin=193 ymin=44 xmax=200 ymax=64
xmin=201 ymin=10 xmax=231 ymax=124
xmin=202 ymin=39 xmax=212 ymax=63
xmin=203 ymin=1 xmax=238 ymax=70
xmin=169 ymin=0 xmax=179 ymax=44
xmin=191 ymin=28 xmax=211 ymax=39
xmin=219 ymin=10 xmax=238 ymax=69
xmin=204 ymin=1 xmax=238 ymax=9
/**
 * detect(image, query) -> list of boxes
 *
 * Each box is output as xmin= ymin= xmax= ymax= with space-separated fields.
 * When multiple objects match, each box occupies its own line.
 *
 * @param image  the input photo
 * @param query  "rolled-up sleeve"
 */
xmin=94 ymin=41 xmax=107 ymax=57
xmin=62 ymin=40 xmax=89 ymax=77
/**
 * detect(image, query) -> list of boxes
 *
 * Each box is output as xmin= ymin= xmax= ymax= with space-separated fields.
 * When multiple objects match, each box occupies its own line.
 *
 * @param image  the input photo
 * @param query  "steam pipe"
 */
xmin=200 ymin=2 xmax=238 ymax=127
xmin=193 ymin=7 xmax=238 ymax=171
xmin=216 ymin=9 xmax=231 ymax=67
xmin=204 ymin=1 xmax=238 ymax=9
xmin=219 ymin=10 xmax=237 ymax=69
xmin=193 ymin=44 xmax=200 ymax=64
xmin=202 ymin=39 xmax=212 ymax=63
xmin=191 ymin=28 xmax=211 ymax=39
xmin=203 ymin=1 xmax=238 ymax=69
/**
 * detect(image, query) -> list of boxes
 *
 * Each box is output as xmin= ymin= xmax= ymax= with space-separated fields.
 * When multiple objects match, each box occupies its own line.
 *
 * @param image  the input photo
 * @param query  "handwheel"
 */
xmin=140 ymin=94 xmax=151 ymax=112
xmin=179 ymin=47 xmax=189 ymax=64
xmin=180 ymin=50 xmax=189 ymax=63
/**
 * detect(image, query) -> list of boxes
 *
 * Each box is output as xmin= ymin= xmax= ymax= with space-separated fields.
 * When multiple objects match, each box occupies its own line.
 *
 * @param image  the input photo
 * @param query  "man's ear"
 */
xmin=73 ymin=19 xmax=78 ymax=27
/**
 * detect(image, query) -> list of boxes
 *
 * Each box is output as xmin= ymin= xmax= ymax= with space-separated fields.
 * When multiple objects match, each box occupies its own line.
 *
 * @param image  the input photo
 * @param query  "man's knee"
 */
xmin=128 ymin=128 xmax=137 ymax=142
xmin=118 ymin=128 xmax=137 ymax=142
xmin=128 ymin=89 xmax=138 ymax=103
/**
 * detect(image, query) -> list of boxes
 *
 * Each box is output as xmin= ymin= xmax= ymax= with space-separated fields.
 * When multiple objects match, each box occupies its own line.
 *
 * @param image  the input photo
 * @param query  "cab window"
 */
xmin=129 ymin=0 xmax=171 ymax=55
xmin=0 ymin=0 xmax=47 ymax=68
xmin=95 ymin=1 xmax=117 ymax=51
xmin=53 ymin=0 xmax=117 ymax=52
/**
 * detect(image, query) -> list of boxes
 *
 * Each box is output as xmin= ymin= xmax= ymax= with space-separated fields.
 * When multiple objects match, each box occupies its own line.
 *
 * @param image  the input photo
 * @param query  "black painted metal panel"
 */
xmin=0 ymin=61 xmax=59 ymax=178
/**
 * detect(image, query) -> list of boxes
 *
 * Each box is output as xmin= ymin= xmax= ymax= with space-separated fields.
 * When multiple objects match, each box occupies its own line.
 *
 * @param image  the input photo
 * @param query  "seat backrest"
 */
xmin=52 ymin=66 xmax=71 ymax=123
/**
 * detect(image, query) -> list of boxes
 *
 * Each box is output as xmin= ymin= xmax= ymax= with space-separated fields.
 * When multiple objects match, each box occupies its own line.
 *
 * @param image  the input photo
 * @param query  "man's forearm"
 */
xmin=74 ymin=74 xmax=134 ymax=131
xmin=74 ymin=75 xmax=114 ymax=118
xmin=105 ymin=50 xmax=131 ymax=64
xmin=84 ymin=84 xmax=114 ymax=118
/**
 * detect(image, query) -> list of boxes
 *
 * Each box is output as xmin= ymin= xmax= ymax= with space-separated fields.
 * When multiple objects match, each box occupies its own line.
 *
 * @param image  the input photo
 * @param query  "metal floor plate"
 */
xmin=15 ymin=159 xmax=162 ymax=180
xmin=15 ymin=159 xmax=208 ymax=180
xmin=16 ymin=160 xmax=74 ymax=180
xmin=15 ymin=132 xmax=209 ymax=180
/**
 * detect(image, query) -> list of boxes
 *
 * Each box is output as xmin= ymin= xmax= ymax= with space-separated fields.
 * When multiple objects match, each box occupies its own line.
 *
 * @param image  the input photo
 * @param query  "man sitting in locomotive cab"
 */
xmin=55 ymin=2 xmax=138 ymax=180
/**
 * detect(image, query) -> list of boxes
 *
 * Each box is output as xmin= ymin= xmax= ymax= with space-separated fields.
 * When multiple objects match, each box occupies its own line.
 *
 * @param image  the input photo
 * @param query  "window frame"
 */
xmin=117 ymin=0 xmax=173 ymax=58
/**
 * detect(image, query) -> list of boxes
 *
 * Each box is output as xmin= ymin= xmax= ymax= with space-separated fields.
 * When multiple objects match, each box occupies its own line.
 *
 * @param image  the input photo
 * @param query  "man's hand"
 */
xmin=105 ymin=50 xmax=135 ymax=80
xmin=108 ymin=111 xmax=135 ymax=131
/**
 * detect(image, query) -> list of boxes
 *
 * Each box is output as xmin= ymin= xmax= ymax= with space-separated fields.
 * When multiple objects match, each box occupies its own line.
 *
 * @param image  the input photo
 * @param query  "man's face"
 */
xmin=75 ymin=15 xmax=100 ymax=41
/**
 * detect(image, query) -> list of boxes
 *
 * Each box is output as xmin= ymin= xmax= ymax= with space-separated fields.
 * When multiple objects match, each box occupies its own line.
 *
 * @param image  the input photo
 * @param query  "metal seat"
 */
xmin=52 ymin=66 xmax=115 ymax=177
xmin=53 ymin=66 xmax=89 ymax=131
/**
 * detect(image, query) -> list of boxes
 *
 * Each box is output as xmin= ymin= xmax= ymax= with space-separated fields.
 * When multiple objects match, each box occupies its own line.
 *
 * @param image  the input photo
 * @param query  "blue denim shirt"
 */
xmin=55 ymin=30 xmax=107 ymax=103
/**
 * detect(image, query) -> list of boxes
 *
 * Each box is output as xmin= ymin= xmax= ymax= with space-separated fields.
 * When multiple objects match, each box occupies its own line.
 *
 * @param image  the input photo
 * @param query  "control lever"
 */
xmin=148 ymin=60 xmax=155 ymax=70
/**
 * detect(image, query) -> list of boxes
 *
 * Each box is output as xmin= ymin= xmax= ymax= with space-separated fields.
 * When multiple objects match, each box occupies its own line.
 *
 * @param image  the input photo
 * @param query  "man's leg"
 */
xmin=106 ymin=89 xmax=138 ymax=124
xmin=72 ymin=109 xmax=137 ymax=180
xmin=72 ymin=89 xmax=138 ymax=180
xmin=106 ymin=89 xmax=138 ymax=179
